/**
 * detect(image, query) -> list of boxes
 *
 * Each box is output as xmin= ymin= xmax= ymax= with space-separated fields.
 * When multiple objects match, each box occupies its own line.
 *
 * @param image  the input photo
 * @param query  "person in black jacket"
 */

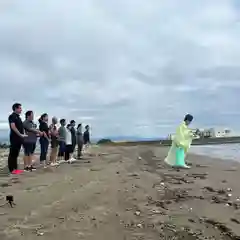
xmin=83 ymin=125 xmax=90 ymax=153
xmin=39 ymin=113 xmax=50 ymax=168
xmin=76 ymin=123 xmax=83 ymax=159
xmin=8 ymin=103 xmax=27 ymax=174
xmin=69 ymin=120 xmax=77 ymax=159
xmin=83 ymin=125 xmax=90 ymax=145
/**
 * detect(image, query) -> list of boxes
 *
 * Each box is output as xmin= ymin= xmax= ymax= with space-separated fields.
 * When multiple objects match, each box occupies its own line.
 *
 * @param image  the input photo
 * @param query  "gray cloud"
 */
xmin=0 ymin=0 xmax=240 ymax=138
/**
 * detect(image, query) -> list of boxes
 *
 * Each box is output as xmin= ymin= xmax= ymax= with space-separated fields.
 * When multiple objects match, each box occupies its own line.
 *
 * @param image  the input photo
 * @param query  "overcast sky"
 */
xmin=0 ymin=0 xmax=239 ymax=138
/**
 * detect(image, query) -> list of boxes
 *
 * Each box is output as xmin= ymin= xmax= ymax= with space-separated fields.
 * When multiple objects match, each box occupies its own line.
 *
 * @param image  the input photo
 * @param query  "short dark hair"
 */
xmin=25 ymin=110 xmax=33 ymax=119
xmin=39 ymin=113 xmax=48 ymax=123
xmin=77 ymin=123 xmax=82 ymax=129
xmin=85 ymin=125 xmax=89 ymax=129
xmin=67 ymin=124 xmax=71 ymax=128
xmin=12 ymin=103 xmax=21 ymax=111
xmin=40 ymin=113 xmax=48 ymax=120
xmin=60 ymin=119 xmax=66 ymax=125
xmin=70 ymin=120 xmax=75 ymax=124
xmin=184 ymin=114 xmax=193 ymax=122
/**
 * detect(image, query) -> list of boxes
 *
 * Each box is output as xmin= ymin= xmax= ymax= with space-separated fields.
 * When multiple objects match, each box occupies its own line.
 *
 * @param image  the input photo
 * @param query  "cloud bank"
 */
xmin=0 ymin=0 xmax=239 ymax=138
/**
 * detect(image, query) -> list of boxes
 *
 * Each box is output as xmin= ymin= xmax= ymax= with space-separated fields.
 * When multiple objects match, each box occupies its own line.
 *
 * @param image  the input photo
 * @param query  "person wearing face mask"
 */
xmin=164 ymin=114 xmax=194 ymax=169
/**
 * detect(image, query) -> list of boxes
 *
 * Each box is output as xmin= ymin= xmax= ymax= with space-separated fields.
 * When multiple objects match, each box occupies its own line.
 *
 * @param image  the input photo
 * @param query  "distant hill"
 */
xmin=0 ymin=129 xmax=166 ymax=144
xmin=93 ymin=136 xmax=166 ymax=143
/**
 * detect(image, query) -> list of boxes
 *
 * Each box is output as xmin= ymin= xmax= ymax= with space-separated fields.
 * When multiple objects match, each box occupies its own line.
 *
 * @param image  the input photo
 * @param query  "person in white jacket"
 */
xmin=64 ymin=124 xmax=76 ymax=163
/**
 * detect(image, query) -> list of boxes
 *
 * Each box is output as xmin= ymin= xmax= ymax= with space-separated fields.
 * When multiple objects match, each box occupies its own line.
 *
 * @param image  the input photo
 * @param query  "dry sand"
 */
xmin=0 ymin=145 xmax=240 ymax=239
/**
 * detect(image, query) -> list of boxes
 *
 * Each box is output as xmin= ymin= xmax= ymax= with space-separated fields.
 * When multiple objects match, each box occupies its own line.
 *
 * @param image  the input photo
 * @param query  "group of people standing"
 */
xmin=8 ymin=103 xmax=90 ymax=174
xmin=7 ymin=102 xmax=194 ymax=174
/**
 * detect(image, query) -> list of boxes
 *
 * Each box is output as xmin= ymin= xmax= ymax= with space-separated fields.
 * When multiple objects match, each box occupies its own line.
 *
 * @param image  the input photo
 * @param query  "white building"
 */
xmin=168 ymin=128 xmax=232 ymax=139
xmin=196 ymin=128 xmax=231 ymax=138
xmin=213 ymin=128 xmax=231 ymax=138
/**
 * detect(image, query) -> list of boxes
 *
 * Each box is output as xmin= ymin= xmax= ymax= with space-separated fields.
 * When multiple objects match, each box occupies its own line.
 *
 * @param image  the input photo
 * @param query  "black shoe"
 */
xmin=30 ymin=165 xmax=36 ymax=171
xmin=24 ymin=167 xmax=30 ymax=172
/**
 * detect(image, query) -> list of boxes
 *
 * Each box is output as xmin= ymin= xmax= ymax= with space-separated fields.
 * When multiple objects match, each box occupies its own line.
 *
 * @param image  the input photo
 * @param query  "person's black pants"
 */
xmin=8 ymin=141 xmax=22 ymax=173
xmin=71 ymin=143 xmax=76 ymax=154
xmin=64 ymin=144 xmax=72 ymax=161
xmin=39 ymin=137 xmax=49 ymax=162
xmin=77 ymin=141 xmax=83 ymax=158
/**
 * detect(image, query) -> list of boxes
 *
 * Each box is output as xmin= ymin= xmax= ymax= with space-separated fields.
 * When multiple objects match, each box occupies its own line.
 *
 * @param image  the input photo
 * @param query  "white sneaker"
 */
xmin=50 ymin=162 xmax=58 ymax=167
xmin=58 ymin=160 xmax=65 ymax=164
xmin=67 ymin=159 xmax=75 ymax=164
xmin=43 ymin=161 xmax=47 ymax=168
xmin=183 ymin=164 xmax=191 ymax=169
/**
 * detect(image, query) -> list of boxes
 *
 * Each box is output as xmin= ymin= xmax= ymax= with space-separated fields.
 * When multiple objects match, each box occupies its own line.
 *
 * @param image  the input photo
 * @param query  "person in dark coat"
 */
xmin=76 ymin=123 xmax=83 ymax=159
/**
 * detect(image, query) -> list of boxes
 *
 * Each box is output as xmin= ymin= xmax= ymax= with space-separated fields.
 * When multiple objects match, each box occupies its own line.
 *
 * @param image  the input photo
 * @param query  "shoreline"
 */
xmin=99 ymin=136 xmax=240 ymax=146
xmin=1 ymin=146 xmax=240 ymax=239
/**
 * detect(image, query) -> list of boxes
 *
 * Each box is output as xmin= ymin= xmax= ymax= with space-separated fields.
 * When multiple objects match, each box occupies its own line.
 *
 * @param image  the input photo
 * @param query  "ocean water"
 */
xmin=189 ymin=144 xmax=240 ymax=162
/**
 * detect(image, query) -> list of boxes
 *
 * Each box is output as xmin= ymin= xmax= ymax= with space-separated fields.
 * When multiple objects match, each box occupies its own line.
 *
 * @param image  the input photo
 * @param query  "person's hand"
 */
xmin=43 ymin=132 xmax=50 ymax=141
xmin=21 ymin=134 xmax=28 ymax=138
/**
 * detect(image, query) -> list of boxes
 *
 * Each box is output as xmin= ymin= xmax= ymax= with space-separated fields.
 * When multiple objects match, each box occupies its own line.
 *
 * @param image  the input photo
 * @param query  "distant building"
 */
xmin=194 ymin=128 xmax=231 ymax=138
xmin=168 ymin=128 xmax=232 ymax=140
xmin=213 ymin=128 xmax=231 ymax=137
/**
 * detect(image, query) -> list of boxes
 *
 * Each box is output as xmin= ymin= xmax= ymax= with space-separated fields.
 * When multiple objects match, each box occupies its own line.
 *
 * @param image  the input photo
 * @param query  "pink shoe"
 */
xmin=12 ymin=169 xmax=23 ymax=175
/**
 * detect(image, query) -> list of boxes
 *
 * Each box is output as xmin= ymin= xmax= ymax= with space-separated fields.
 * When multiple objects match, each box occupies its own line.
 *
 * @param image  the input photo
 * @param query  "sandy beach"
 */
xmin=0 ymin=145 xmax=240 ymax=239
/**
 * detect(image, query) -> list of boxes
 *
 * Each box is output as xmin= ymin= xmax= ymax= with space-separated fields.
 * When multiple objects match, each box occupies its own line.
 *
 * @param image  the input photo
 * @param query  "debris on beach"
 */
xmin=1 ymin=146 xmax=240 ymax=240
xmin=187 ymin=172 xmax=208 ymax=180
xmin=230 ymin=218 xmax=240 ymax=224
xmin=36 ymin=232 xmax=44 ymax=236
xmin=203 ymin=217 xmax=240 ymax=238
xmin=128 ymin=173 xmax=139 ymax=177
xmin=134 ymin=211 xmax=141 ymax=216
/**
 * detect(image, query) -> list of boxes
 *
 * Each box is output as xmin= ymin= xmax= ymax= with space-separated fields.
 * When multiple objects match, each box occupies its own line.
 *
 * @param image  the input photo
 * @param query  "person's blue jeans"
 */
xmin=39 ymin=137 xmax=49 ymax=162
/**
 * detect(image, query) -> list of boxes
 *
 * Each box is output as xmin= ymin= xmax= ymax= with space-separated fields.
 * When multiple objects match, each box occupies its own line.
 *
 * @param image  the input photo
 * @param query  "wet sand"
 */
xmin=0 ymin=145 xmax=240 ymax=239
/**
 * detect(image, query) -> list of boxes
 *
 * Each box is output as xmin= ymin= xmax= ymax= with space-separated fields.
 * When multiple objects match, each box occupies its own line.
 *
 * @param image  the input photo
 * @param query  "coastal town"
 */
xmin=168 ymin=128 xmax=232 ymax=140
